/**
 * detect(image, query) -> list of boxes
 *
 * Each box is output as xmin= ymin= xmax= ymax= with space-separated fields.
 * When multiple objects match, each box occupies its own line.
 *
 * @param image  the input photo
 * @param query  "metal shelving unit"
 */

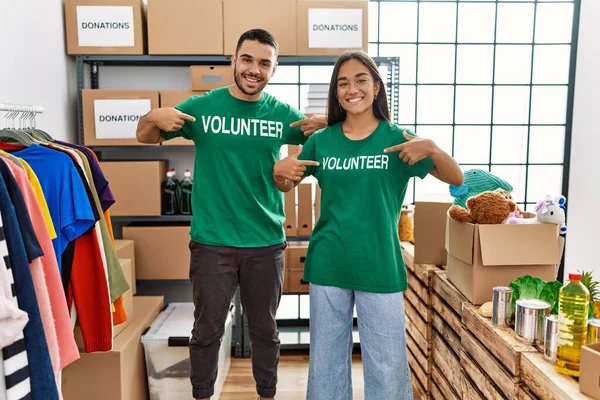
xmin=76 ymin=54 xmax=400 ymax=146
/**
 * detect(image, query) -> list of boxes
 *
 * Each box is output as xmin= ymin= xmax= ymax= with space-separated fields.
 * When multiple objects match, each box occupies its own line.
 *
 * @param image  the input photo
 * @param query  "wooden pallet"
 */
xmin=520 ymin=352 xmax=592 ymax=400
xmin=430 ymin=271 xmax=466 ymax=398
xmin=402 ymin=241 xmax=442 ymax=397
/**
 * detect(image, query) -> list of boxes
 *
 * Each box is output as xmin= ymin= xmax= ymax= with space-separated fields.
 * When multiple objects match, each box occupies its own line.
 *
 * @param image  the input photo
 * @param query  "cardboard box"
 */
xmin=287 ymin=269 xmax=310 ymax=293
xmin=159 ymin=90 xmax=205 ymax=146
xmin=445 ymin=213 xmax=561 ymax=305
xmin=297 ymin=183 xmax=314 ymax=236
xmin=99 ymin=161 xmax=167 ymax=216
xmin=159 ymin=90 xmax=206 ymax=108
xmin=287 ymin=244 xmax=308 ymax=271
xmin=65 ymin=0 xmax=146 ymax=55
xmin=297 ymin=0 xmax=368 ymax=56
xmin=74 ymin=258 xmax=135 ymax=350
xmin=122 ymin=226 xmax=191 ymax=280
xmin=147 ymin=0 xmax=223 ymax=55
xmin=580 ymin=343 xmax=600 ymax=399
xmin=413 ymin=201 xmax=452 ymax=266
xmin=224 ymin=0 xmax=297 ymax=56
xmin=284 ymin=187 xmax=298 ymax=237
xmin=82 ymin=89 xmax=160 ymax=146
xmin=190 ymin=66 xmax=233 ymax=91
xmin=115 ymin=240 xmax=136 ymax=294
xmin=62 ymin=296 xmax=165 ymax=400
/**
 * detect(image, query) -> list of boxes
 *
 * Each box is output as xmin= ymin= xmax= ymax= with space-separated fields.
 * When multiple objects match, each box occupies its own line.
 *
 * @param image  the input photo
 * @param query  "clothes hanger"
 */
xmin=25 ymin=106 xmax=54 ymax=142
xmin=20 ymin=107 xmax=50 ymax=143
xmin=0 ymin=105 xmax=35 ymax=146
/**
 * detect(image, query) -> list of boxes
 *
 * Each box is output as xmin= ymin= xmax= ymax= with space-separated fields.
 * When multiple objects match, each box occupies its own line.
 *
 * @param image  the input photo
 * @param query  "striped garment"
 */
xmin=0 ymin=215 xmax=32 ymax=400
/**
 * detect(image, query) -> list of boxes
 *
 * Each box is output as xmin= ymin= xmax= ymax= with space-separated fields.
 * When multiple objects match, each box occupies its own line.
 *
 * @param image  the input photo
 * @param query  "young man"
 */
xmin=135 ymin=29 xmax=325 ymax=400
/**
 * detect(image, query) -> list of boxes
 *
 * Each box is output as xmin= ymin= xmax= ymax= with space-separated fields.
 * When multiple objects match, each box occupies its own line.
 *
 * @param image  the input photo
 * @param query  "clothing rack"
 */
xmin=0 ymin=102 xmax=44 ymax=114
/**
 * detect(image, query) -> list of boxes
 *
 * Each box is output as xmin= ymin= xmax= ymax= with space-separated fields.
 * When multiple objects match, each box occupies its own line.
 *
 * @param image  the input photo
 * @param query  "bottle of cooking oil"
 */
xmin=556 ymin=272 xmax=590 ymax=377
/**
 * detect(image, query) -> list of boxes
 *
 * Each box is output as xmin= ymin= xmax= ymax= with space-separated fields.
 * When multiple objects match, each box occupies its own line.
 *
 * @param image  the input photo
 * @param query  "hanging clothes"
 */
xmin=8 ymin=143 xmax=116 ymax=353
xmin=0 ymin=169 xmax=58 ymax=400
xmin=1 ymin=157 xmax=80 ymax=377
xmin=0 ymin=159 xmax=61 ymax=385
xmin=0 ymin=213 xmax=29 ymax=400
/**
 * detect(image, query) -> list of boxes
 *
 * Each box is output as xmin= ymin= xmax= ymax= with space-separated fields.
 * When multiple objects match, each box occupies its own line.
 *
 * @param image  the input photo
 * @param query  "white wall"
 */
xmin=564 ymin=0 xmax=600 ymax=281
xmin=0 ymin=0 xmax=77 ymax=143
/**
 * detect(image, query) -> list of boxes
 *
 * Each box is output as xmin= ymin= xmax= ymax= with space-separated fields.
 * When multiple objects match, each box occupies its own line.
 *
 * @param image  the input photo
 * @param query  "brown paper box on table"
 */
xmin=115 ymin=240 xmax=136 ymax=294
xmin=63 ymin=296 xmax=164 ymax=400
xmin=413 ymin=201 xmax=452 ymax=266
xmin=147 ymin=0 xmax=223 ymax=55
xmin=122 ymin=226 xmax=191 ymax=280
xmin=82 ymin=89 xmax=160 ymax=146
xmin=64 ymin=0 xmax=146 ymax=55
xmin=224 ymin=0 xmax=297 ymax=56
xmin=580 ymin=343 xmax=600 ymax=399
xmin=297 ymin=0 xmax=368 ymax=56
xmin=159 ymin=90 xmax=205 ymax=146
xmin=99 ymin=160 xmax=167 ymax=216
xmin=190 ymin=66 xmax=233 ymax=91
xmin=284 ymin=187 xmax=298 ymax=237
xmin=445 ymin=212 xmax=561 ymax=305
xmin=297 ymin=183 xmax=314 ymax=236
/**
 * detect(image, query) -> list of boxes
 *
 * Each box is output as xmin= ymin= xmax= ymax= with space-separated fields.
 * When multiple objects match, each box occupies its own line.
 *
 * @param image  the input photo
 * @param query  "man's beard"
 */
xmin=233 ymin=66 xmax=268 ymax=96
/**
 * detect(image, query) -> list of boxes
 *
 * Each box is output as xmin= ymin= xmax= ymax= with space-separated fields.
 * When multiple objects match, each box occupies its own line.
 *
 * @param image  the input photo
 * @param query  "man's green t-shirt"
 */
xmin=298 ymin=120 xmax=435 ymax=293
xmin=161 ymin=87 xmax=307 ymax=248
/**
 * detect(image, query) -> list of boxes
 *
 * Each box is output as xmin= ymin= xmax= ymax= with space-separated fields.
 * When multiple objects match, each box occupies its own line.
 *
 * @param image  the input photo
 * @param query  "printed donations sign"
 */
xmin=94 ymin=99 xmax=151 ymax=140
xmin=307 ymin=8 xmax=363 ymax=49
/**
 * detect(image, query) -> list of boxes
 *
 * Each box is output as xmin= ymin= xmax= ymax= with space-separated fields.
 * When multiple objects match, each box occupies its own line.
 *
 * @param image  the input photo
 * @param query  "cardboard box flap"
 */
xmin=446 ymin=215 xmax=475 ymax=265
xmin=478 ymin=224 xmax=560 ymax=266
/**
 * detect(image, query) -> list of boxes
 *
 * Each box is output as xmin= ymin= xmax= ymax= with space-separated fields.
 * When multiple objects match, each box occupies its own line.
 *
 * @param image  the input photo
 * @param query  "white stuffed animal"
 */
xmin=506 ymin=195 xmax=567 ymax=234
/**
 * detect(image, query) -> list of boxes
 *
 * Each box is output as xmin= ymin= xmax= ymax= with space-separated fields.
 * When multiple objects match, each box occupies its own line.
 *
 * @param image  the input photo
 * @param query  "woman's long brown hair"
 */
xmin=327 ymin=51 xmax=391 ymax=126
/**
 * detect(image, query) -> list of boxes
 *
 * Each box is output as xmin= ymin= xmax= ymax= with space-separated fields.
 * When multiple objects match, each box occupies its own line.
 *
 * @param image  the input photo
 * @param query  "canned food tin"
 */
xmin=587 ymin=318 xmax=600 ymax=344
xmin=492 ymin=286 xmax=513 ymax=327
xmin=515 ymin=299 xmax=550 ymax=344
xmin=543 ymin=314 xmax=559 ymax=363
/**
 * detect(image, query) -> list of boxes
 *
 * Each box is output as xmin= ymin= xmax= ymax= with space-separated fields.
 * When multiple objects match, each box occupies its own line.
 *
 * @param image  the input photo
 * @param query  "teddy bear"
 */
xmin=449 ymin=190 xmax=517 ymax=225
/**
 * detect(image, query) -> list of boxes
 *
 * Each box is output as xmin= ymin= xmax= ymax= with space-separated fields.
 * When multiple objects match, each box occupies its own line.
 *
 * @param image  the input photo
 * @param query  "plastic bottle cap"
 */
xmin=569 ymin=273 xmax=582 ymax=280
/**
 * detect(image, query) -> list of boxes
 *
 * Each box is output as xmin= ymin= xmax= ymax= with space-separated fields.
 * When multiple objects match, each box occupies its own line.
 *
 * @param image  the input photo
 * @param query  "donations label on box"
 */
xmin=308 ymin=8 xmax=363 ymax=49
xmin=94 ymin=99 xmax=151 ymax=140
xmin=76 ymin=5 xmax=135 ymax=47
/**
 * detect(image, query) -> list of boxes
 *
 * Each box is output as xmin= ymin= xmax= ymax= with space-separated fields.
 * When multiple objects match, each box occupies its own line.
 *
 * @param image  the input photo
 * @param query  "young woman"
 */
xmin=273 ymin=51 xmax=463 ymax=400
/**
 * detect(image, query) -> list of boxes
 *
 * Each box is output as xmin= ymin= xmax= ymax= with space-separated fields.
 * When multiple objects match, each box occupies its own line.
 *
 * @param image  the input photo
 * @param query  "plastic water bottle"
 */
xmin=556 ymin=272 xmax=590 ymax=377
xmin=180 ymin=169 xmax=193 ymax=215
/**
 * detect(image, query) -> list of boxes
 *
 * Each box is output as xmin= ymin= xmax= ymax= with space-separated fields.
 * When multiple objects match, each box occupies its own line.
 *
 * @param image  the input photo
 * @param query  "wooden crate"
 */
xmin=462 ymin=303 xmax=537 ymax=378
xmin=520 ymin=352 xmax=592 ymax=400
xmin=518 ymin=386 xmax=539 ymax=400
xmin=432 ymin=270 xmax=467 ymax=317
xmin=461 ymin=329 xmax=519 ymax=398
xmin=431 ymin=330 xmax=464 ymax=396
xmin=402 ymin=242 xmax=441 ymax=289
xmin=402 ymin=241 xmax=441 ymax=397
xmin=430 ymin=271 xmax=465 ymax=398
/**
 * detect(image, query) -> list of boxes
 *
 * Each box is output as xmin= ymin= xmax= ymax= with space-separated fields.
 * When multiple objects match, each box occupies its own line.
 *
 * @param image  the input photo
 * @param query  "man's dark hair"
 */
xmin=235 ymin=29 xmax=279 ymax=56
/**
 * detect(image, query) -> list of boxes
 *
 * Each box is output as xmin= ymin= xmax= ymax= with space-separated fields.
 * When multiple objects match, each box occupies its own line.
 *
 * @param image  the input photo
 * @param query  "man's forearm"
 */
xmin=136 ymin=112 xmax=163 ymax=144
xmin=274 ymin=176 xmax=296 ymax=192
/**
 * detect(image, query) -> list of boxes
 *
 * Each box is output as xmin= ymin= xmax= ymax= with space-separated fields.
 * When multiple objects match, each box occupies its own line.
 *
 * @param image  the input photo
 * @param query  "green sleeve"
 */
xmin=401 ymin=127 xmax=436 ymax=179
xmin=281 ymin=105 xmax=308 ymax=145
xmin=160 ymin=95 xmax=204 ymax=141
xmin=297 ymin=133 xmax=318 ymax=178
